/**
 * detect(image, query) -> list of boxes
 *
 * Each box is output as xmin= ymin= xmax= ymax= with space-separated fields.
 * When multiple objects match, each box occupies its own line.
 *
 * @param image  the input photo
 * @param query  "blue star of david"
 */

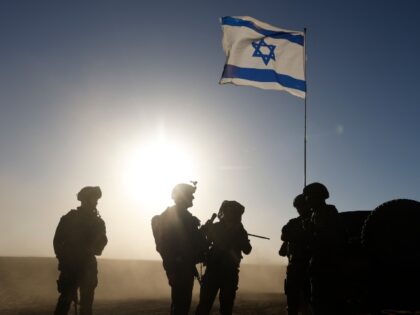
xmin=252 ymin=39 xmax=276 ymax=66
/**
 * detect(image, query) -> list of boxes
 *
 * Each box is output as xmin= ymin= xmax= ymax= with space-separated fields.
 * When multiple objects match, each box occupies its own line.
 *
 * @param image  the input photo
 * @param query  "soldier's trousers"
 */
xmin=310 ymin=270 xmax=342 ymax=315
xmin=169 ymin=269 xmax=195 ymax=315
xmin=285 ymin=265 xmax=311 ymax=315
xmin=54 ymin=263 xmax=98 ymax=315
xmin=195 ymin=266 xmax=239 ymax=315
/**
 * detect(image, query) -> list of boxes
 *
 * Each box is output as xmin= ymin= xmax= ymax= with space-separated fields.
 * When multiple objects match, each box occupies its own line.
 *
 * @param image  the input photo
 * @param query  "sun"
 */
xmin=121 ymin=138 xmax=196 ymax=210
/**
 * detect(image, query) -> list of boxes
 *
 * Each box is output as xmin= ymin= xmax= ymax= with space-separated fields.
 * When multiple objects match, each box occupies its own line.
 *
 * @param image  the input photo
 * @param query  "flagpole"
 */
xmin=304 ymin=27 xmax=307 ymax=188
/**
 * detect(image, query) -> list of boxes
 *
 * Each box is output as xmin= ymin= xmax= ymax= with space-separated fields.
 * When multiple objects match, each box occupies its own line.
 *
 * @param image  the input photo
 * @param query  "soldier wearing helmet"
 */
xmin=195 ymin=200 xmax=252 ymax=315
xmin=303 ymin=182 xmax=329 ymax=208
xmin=303 ymin=183 xmax=341 ymax=246
xmin=151 ymin=182 xmax=207 ymax=315
xmin=303 ymin=182 xmax=346 ymax=315
xmin=280 ymin=194 xmax=312 ymax=315
xmin=171 ymin=183 xmax=197 ymax=208
xmin=53 ymin=186 xmax=107 ymax=315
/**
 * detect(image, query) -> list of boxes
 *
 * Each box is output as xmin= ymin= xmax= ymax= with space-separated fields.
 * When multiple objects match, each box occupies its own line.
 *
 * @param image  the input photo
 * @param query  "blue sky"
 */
xmin=0 ymin=0 xmax=419 ymax=263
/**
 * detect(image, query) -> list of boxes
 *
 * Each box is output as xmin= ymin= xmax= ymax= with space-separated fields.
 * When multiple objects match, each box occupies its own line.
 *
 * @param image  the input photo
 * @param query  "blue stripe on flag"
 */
xmin=222 ymin=64 xmax=306 ymax=92
xmin=221 ymin=16 xmax=304 ymax=46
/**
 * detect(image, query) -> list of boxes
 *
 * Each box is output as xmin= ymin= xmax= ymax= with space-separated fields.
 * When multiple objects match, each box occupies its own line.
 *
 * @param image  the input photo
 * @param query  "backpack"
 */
xmin=151 ymin=213 xmax=164 ymax=254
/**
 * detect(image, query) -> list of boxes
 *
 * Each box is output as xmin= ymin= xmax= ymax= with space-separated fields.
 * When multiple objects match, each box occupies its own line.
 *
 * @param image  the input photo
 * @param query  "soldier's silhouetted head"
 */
xmin=171 ymin=183 xmax=196 ymax=208
xmin=303 ymin=182 xmax=329 ymax=208
xmin=77 ymin=186 xmax=102 ymax=210
xmin=218 ymin=200 xmax=244 ymax=227
xmin=293 ymin=194 xmax=311 ymax=217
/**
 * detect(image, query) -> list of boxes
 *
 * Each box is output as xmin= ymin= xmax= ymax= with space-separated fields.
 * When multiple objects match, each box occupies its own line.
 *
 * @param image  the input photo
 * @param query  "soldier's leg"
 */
xmin=54 ymin=271 xmax=78 ymax=315
xmin=219 ymin=271 xmax=238 ymax=315
xmin=286 ymin=289 xmax=299 ymax=315
xmin=311 ymin=271 xmax=336 ymax=315
xmin=79 ymin=264 xmax=98 ymax=315
xmin=55 ymin=294 xmax=73 ymax=315
xmin=170 ymin=271 xmax=195 ymax=315
xmin=285 ymin=271 xmax=300 ymax=315
xmin=195 ymin=269 xmax=220 ymax=315
xmin=301 ymin=272 xmax=312 ymax=315
xmin=79 ymin=286 xmax=95 ymax=315
xmin=310 ymin=272 xmax=322 ymax=315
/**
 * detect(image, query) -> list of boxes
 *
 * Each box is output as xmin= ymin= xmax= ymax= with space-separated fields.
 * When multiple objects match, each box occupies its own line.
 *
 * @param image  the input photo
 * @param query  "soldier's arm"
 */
xmin=281 ymin=219 xmax=296 ymax=242
xmin=201 ymin=219 xmax=217 ymax=244
xmin=156 ymin=224 xmax=178 ymax=273
xmin=281 ymin=223 xmax=288 ymax=241
xmin=191 ymin=215 xmax=210 ymax=263
xmin=92 ymin=219 xmax=108 ymax=256
xmin=160 ymin=239 xmax=183 ymax=276
xmin=239 ymin=226 xmax=252 ymax=255
xmin=279 ymin=242 xmax=288 ymax=256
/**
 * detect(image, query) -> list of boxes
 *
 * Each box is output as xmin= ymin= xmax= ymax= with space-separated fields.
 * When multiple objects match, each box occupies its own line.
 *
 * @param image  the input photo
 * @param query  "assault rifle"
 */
xmin=203 ymin=213 xmax=270 ymax=240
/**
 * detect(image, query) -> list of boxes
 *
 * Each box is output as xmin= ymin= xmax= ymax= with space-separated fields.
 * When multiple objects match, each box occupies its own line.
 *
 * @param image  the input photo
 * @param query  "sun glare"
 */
xmin=121 ymin=139 xmax=196 ymax=210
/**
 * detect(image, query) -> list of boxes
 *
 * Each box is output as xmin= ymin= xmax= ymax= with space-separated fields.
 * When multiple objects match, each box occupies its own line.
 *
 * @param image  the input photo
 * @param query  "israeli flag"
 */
xmin=220 ymin=16 xmax=306 ymax=99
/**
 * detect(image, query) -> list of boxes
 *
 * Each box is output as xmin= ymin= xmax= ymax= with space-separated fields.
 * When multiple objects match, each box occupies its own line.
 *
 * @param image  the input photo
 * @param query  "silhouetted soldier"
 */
xmin=53 ymin=186 xmax=107 ymax=315
xmin=195 ymin=200 xmax=252 ymax=315
xmin=152 ymin=183 xmax=207 ymax=315
xmin=303 ymin=182 xmax=345 ymax=315
xmin=279 ymin=194 xmax=312 ymax=315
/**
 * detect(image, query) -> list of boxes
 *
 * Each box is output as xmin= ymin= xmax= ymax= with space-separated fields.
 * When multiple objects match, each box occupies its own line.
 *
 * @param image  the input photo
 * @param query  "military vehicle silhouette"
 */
xmin=335 ymin=199 xmax=420 ymax=315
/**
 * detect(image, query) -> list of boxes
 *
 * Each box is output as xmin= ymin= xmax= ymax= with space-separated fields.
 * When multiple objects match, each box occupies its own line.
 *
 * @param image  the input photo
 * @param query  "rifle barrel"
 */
xmin=248 ymin=233 xmax=270 ymax=240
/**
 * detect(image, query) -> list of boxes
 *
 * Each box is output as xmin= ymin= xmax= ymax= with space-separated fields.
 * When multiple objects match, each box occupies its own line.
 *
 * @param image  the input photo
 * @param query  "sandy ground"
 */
xmin=0 ymin=294 xmax=286 ymax=315
xmin=0 ymin=257 xmax=286 ymax=315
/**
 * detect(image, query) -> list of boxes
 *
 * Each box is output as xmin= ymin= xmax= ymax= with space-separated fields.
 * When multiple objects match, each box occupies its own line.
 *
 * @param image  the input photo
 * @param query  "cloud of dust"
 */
xmin=0 ymin=257 xmax=285 ymax=310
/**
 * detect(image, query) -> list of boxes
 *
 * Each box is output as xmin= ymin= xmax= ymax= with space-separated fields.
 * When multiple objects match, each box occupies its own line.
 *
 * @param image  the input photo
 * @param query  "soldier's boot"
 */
xmin=54 ymin=294 xmax=72 ymax=315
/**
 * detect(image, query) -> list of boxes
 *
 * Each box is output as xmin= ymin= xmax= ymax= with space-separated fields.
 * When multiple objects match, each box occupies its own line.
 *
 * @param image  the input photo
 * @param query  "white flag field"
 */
xmin=220 ymin=16 xmax=306 ymax=99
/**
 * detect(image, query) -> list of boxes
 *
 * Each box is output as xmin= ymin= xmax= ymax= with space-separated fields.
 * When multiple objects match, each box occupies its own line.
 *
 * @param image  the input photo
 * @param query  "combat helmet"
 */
xmin=303 ymin=182 xmax=329 ymax=200
xmin=171 ymin=183 xmax=196 ymax=202
xmin=218 ymin=200 xmax=245 ymax=220
xmin=77 ymin=186 xmax=102 ymax=202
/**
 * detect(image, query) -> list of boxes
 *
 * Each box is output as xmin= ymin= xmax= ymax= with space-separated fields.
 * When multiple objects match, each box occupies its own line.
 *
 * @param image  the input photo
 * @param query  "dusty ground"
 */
xmin=0 ymin=257 xmax=286 ymax=315
xmin=0 ymin=294 xmax=286 ymax=315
